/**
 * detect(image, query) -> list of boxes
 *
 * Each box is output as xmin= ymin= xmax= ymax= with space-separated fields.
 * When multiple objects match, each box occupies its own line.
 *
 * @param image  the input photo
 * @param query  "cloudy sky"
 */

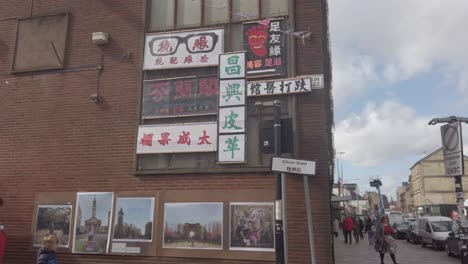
xmin=329 ymin=1 xmax=468 ymax=198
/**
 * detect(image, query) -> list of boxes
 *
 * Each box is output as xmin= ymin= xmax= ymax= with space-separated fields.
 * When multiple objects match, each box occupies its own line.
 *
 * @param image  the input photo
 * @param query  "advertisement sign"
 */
xmin=247 ymin=75 xmax=324 ymax=97
xmin=219 ymin=79 xmax=246 ymax=107
xmin=218 ymin=134 xmax=246 ymax=163
xmin=218 ymin=107 xmax=245 ymax=134
xmin=144 ymin=29 xmax=224 ymax=70
xmin=243 ymin=18 xmax=286 ymax=77
xmin=136 ymin=122 xmax=217 ymax=154
xmin=219 ymin=52 xmax=246 ymax=79
xmin=142 ymin=76 xmax=218 ymax=119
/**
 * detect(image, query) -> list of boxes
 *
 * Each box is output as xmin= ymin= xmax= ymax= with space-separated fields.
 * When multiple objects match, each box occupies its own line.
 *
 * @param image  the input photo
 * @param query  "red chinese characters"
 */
xmin=157 ymin=132 xmax=171 ymax=146
xmin=197 ymin=130 xmax=212 ymax=145
xmin=192 ymin=36 xmax=210 ymax=51
xmin=140 ymin=133 xmax=154 ymax=147
xmin=177 ymin=131 xmax=191 ymax=145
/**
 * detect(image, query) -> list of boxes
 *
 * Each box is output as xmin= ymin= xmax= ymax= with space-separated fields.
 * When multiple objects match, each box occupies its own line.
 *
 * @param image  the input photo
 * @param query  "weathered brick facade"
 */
xmin=0 ymin=0 xmax=333 ymax=263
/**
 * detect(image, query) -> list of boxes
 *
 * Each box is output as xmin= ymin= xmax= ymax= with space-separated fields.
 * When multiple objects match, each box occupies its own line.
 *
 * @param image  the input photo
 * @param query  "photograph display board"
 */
xmin=229 ymin=203 xmax=275 ymax=251
xmin=243 ymin=18 xmax=286 ymax=77
xmin=163 ymin=203 xmax=223 ymax=250
xmin=142 ymin=76 xmax=218 ymax=119
xmin=218 ymin=52 xmax=247 ymax=163
xmin=33 ymin=205 xmax=72 ymax=248
xmin=113 ymin=197 xmax=155 ymax=243
xmin=73 ymin=192 xmax=114 ymax=254
xmin=136 ymin=122 xmax=217 ymax=154
xmin=144 ymin=28 xmax=224 ymax=70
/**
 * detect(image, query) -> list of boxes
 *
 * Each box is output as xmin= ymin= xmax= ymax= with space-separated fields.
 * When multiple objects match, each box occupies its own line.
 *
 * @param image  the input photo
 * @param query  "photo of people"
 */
xmin=113 ymin=197 xmax=155 ymax=242
xmin=33 ymin=205 xmax=72 ymax=248
xmin=73 ymin=192 xmax=113 ymax=254
xmin=230 ymin=202 xmax=275 ymax=251
xmin=163 ymin=202 xmax=223 ymax=250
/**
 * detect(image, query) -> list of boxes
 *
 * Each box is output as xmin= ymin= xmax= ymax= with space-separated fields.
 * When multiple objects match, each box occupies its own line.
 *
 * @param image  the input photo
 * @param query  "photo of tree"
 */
xmin=230 ymin=202 xmax=275 ymax=251
xmin=33 ymin=205 xmax=72 ymax=248
xmin=73 ymin=192 xmax=113 ymax=254
xmin=163 ymin=202 xmax=223 ymax=250
xmin=113 ymin=197 xmax=154 ymax=242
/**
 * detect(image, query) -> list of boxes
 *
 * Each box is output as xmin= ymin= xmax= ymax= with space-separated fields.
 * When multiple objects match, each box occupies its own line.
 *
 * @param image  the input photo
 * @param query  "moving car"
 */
xmin=392 ymin=221 xmax=410 ymax=239
xmin=405 ymin=222 xmax=420 ymax=244
xmin=419 ymin=216 xmax=454 ymax=250
xmin=387 ymin=211 xmax=404 ymax=226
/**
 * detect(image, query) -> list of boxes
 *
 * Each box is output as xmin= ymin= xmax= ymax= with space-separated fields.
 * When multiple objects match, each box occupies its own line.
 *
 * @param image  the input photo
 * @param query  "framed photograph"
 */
xmin=33 ymin=205 xmax=72 ymax=248
xmin=113 ymin=197 xmax=155 ymax=242
xmin=229 ymin=202 xmax=275 ymax=251
xmin=163 ymin=202 xmax=223 ymax=250
xmin=73 ymin=192 xmax=114 ymax=254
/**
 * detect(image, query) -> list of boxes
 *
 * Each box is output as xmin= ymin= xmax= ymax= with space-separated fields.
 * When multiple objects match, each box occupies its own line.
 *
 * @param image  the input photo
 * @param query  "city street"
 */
xmin=334 ymin=233 xmax=459 ymax=264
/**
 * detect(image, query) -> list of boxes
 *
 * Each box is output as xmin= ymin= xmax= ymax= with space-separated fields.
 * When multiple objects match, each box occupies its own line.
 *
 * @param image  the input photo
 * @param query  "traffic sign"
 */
xmin=444 ymin=152 xmax=464 ymax=177
xmin=441 ymin=122 xmax=462 ymax=155
xmin=271 ymin=157 xmax=316 ymax=176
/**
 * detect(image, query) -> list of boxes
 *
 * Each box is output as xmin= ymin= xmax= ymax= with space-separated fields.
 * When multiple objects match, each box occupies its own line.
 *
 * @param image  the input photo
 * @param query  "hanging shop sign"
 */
xmin=143 ymin=28 xmax=224 ymax=70
xmin=136 ymin=122 xmax=217 ymax=154
xmin=247 ymin=75 xmax=324 ymax=97
xmin=142 ymin=76 xmax=218 ymax=119
xmin=218 ymin=52 xmax=247 ymax=163
xmin=243 ymin=18 xmax=286 ymax=78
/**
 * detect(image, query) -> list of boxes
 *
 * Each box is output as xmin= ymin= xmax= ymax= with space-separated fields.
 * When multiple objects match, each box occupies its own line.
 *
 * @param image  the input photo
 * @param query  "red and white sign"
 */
xmin=144 ymin=29 xmax=224 ymax=70
xmin=136 ymin=122 xmax=217 ymax=154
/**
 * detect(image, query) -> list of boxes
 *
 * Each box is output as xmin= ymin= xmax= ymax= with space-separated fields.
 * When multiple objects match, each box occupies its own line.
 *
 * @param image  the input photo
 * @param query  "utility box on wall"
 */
xmin=260 ymin=118 xmax=293 ymax=155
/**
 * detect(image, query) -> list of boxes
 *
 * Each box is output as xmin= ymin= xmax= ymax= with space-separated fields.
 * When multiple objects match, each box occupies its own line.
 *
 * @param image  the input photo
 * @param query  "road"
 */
xmin=334 ymin=233 xmax=459 ymax=264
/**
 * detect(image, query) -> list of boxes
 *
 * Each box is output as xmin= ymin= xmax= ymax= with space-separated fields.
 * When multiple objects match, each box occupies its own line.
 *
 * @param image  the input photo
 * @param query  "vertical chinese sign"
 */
xmin=143 ymin=28 xmax=224 ymax=70
xmin=243 ymin=18 xmax=286 ymax=78
xmin=218 ymin=52 xmax=247 ymax=163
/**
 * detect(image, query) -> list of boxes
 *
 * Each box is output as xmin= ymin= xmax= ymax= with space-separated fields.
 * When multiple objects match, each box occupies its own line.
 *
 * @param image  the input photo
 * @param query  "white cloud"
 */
xmin=334 ymin=100 xmax=467 ymax=167
xmin=329 ymin=0 xmax=468 ymax=106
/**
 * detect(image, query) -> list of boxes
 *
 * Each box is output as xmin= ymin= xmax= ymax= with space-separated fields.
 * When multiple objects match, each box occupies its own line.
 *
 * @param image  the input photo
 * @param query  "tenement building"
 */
xmin=0 ymin=0 xmax=333 ymax=263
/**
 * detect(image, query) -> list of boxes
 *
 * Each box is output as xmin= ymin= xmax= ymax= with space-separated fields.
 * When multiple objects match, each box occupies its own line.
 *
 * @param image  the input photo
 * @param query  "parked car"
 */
xmin=392 ymin=221 xmax=410 ymax=239
xmin=445 ymin=222 xmax=468 ymax=257
xmin=406 ymin=222 xmax=420 ymax=244
xmin=404 ymin=217 xmax=417 ymax=222
xmin=419 ymin=216 xmax=454 ymax=250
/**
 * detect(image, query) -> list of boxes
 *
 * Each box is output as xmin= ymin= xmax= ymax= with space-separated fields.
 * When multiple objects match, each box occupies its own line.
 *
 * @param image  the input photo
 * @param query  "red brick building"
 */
xmin=0 ymin=0 xmax=334 ymax=263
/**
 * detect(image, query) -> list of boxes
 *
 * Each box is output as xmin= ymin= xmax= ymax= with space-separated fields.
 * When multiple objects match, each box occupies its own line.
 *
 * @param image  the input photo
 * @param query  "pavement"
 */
xmin=334 ymin=233 xmax=459 ymax=264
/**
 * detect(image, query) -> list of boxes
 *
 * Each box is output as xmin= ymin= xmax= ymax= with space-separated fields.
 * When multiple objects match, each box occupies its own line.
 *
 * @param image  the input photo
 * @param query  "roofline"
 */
xmin=410 ymin=148 xmax=442 ymax=170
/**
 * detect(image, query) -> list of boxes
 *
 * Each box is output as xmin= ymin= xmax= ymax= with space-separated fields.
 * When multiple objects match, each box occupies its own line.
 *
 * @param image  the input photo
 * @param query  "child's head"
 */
xmin=42 ymin=234 xmax=59 ymax=251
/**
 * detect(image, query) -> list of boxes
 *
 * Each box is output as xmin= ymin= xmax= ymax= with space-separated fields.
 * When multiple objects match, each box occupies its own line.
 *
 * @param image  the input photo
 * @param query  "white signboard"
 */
xmin=218 ymin=134 xmax=245 ymax=163
xmin=143 ymin=29 xmax=224 ymax=70
xmin=441 ymin=122 xmax=464 ymax=177
xmin=219 ymin=79 xmax=246 ymax=107
xmin=218 ymin=107 xmax=245 ymax=133
xmin=136 ymin=122 xmax=217 ymax=154
xmin=219 ymin=52 xmax=246 ymax=79
xmin=247 ymin=75 xmax=324 ymax=97
xmin=271 ymin=157 xmax=316 ymax=176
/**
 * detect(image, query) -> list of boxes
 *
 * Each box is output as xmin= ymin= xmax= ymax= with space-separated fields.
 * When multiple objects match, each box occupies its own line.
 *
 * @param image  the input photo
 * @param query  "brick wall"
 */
xmin=0 ymin=0 xmax=333 ymax=263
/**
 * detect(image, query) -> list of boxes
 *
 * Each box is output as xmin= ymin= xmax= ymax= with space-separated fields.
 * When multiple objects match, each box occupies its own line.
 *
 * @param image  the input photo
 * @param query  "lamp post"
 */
xmin=255 ymin=100 xmax=286 ymax=264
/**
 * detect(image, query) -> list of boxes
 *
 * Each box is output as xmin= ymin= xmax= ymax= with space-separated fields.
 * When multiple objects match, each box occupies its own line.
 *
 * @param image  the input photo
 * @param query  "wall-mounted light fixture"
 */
xmin=92 ymin=32 xmax=110 ymax=45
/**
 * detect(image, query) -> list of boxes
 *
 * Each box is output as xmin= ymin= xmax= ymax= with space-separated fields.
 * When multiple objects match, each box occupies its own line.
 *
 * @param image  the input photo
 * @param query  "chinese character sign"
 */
xmin=218 ymin=107 xmax=245 ymax=134
xmin=136 ymin=122 xmax=217 ymax=154
xmin=219 ymin=52 xmax=246 ymax=79
xmin=218 ymin=134 xmax=245 ymax=163
xmin=142 ymin=76 xmax=218 ymax=118
xmin=247 ymin=75 xmax=324 ymax=97
xmin=219 ymin=79 xmax=246 ymax=107
xmin=144 ymin=29 xmax=224 ymax=70
xmin=243 ymin=18 xmax=286 ymax=77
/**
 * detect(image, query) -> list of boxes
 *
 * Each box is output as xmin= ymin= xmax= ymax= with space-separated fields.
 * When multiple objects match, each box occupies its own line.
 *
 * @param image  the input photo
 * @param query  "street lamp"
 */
xmin=255 ymin=100 xmax=285 ymax=264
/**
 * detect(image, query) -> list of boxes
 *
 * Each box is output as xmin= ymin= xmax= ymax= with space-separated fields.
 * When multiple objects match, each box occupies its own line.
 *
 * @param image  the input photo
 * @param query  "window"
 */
xmin=149 ymin=0 xmax=288 ymax=31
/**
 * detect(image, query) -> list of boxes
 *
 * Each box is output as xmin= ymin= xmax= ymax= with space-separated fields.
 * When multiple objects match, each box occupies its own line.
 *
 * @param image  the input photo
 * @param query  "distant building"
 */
xmin=410 ymin=148 xmax=468 ymax=217
xmin=396 ymin=182 xmax=409 ymax=209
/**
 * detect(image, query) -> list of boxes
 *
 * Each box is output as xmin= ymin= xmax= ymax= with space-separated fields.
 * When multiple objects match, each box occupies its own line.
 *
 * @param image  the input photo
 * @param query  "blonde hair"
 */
xmin=42 ymin=234 xmax=58 ymax=249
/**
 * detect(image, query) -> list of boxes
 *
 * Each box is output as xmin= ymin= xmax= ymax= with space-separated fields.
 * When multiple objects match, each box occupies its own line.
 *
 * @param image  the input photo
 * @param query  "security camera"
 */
xmin=90 ymin=94 xmax=101 ymax=103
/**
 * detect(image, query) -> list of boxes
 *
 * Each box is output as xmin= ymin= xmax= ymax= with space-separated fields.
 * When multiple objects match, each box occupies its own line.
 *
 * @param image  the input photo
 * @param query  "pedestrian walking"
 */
xmin=359 ymin=217 xmax=365 ymax=239
xmin=333 ymin=217 xmax=340 ymax=238
xmin=353 ymin=217 xmax=360 ymax=243
xmin=375 ymin=215 xmax=398 ymax=264
xmin=365 ymin=217 xmax=375 ymax=246
xmin=342 ymin=214 xmax=354 ymax=244
xmin=36 ymin=234 xmax=59 ymax=264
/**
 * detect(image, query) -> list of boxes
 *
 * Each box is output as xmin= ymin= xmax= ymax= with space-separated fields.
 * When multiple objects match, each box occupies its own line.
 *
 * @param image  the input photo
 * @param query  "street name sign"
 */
xmin=441 ymin=122 xmax=464 ymax=177
xmin=271 ymin=157 xmax=316 ymax=176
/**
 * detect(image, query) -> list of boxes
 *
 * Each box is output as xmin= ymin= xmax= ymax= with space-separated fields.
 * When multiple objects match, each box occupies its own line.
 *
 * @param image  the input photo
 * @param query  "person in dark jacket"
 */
xmin=36 ymin=234 xmax=59 ymax=264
